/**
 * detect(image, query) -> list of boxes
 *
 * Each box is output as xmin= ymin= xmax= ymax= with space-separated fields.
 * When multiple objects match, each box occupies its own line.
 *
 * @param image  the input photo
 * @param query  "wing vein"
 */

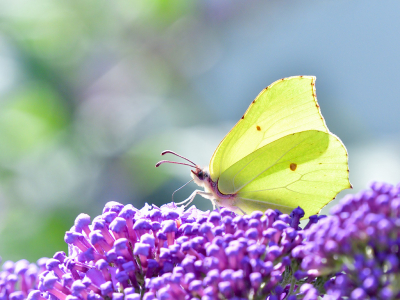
xmin=237 ymin=197 xmax=295 ymax=209
xmin=232 ymin=133 xmax=318 ymax=191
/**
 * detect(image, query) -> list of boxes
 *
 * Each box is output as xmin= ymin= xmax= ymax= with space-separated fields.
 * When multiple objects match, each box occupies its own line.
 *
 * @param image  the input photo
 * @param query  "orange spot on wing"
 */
xmin=256 ymin=125 xmax=261 ymax=131
xmin=290 ymin=163 xmax=297 ymax=171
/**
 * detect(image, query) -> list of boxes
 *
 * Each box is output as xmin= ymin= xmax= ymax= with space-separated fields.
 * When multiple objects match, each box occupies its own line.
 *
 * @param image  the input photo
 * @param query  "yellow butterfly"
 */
xmin=157 ymin=76 xmax=351 ymax=218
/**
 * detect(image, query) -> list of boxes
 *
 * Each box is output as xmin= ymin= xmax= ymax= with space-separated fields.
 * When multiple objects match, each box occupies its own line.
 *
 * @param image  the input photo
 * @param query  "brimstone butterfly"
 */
xmin=156 ymin=76 xmax=351 ymax=219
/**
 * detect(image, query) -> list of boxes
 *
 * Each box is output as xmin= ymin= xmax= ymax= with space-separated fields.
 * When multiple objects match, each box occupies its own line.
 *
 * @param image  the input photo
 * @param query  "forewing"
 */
xmin=217 ymin=130 xmax=351 ymax=219
xmin=209 ymin=76 xmax=328 ymax=181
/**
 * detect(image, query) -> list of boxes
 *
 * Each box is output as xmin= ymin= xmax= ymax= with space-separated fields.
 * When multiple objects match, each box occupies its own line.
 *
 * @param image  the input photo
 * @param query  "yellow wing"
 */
xmin=217 ymin=130 xmax=350 ymax=219
xmin=209 ymin=76 xmax=328 ymax=181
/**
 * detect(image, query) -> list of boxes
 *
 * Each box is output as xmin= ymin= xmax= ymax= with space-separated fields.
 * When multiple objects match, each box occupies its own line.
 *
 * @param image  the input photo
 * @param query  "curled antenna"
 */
xmin=172 ymin=179 xmax=194 ymax=202
xmin=155 ymin=160 xmax=195 ymax=168
xmin=155 ymin=150 xmax=197 ymax=168
xmin=161 ymin=150 xmax=197 ymax=167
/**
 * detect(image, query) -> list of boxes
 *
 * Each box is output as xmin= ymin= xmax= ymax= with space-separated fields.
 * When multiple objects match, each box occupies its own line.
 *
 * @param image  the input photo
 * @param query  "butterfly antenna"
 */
xmin=155 ymin=160 xmax=196 ymax=168
xmin=160 ymin=150 xmax=197 ymax=167
xmin=172 ymin=178 xmax=194 ymax=202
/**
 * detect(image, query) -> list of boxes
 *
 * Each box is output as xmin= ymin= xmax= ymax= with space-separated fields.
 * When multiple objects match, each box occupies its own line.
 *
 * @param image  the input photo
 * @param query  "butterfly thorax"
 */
xmin=191 ymin=166 xmax=238 ymax=206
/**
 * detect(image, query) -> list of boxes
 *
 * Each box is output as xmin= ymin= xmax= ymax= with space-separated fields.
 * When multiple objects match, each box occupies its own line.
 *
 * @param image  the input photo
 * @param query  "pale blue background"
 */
xmin=0 ymin=0 xmax=398 ymax=261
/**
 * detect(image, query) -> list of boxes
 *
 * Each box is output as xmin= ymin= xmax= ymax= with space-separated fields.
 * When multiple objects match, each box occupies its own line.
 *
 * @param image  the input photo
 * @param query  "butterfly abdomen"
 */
xmin=192 ymin=167 xmax=239 ymax=210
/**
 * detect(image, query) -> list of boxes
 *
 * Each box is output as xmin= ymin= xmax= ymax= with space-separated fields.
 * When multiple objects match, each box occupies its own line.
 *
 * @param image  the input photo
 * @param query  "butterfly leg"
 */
xmin=237 ymin=206 xmax=246 ymax=215
xmin=212 ymin=200 xmax=221 ymax=212
xmin=175 ymin=190 xmax=213 ymax=208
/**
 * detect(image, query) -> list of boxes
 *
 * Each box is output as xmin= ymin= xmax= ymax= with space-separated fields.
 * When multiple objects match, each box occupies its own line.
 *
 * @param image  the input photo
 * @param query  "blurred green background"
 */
xmin=1 ymin=0 xmax=400 ymax=262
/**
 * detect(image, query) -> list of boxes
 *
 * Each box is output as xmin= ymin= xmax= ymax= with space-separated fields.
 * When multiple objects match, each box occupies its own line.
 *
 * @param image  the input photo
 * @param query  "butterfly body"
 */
xmin=190 ymin=166 xmax=239 ymax=211
xmin=157 ymin=76 xmax=351 ymax=219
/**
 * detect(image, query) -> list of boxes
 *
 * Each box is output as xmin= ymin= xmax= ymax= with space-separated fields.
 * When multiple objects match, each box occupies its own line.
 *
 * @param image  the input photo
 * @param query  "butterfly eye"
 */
xmin=197 ymin=170 xmax=204 ymax=180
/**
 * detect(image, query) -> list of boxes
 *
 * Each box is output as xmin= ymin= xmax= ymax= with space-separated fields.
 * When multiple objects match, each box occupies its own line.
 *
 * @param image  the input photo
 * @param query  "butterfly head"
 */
xmin=155 ymin=150 xmax=212 ymax=188
xmin=191 ymin=166 xmax=210 ymax=188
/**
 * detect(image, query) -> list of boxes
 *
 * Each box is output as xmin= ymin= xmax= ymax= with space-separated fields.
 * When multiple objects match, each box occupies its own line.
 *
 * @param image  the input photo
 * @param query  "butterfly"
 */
xmin=156 ymin=76 xmax=351 ymax=219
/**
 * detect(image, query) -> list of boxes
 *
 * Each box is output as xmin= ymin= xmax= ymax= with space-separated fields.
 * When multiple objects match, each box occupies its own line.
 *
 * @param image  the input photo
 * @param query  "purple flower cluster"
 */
xmin=0 ymin=259 xmax=47 ymax=300
xmin=293 ymin=181 xmax=400 ymax=299
xmin=145 ymin=206 xmax=308 ymax=300
xmin=3 ymin=181 xmax=400 ymax=300
xmin=1 ymin=201 xmax=318 ymax=300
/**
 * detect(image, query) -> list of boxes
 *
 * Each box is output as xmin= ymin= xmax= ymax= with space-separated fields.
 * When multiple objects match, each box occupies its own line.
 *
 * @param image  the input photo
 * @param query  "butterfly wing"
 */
xmin=217 ymin=130 xmax=350 ymax=219
xmin=209 ymin=76 xmax=328 ymax=181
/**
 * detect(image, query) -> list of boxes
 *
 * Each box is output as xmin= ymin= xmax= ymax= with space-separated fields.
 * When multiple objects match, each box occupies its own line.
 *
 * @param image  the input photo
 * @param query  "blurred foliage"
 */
xmin=0 ymin=0 xmax=211 ymax=262
xmin=0 ymin=0 xmax=399 ymax=263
